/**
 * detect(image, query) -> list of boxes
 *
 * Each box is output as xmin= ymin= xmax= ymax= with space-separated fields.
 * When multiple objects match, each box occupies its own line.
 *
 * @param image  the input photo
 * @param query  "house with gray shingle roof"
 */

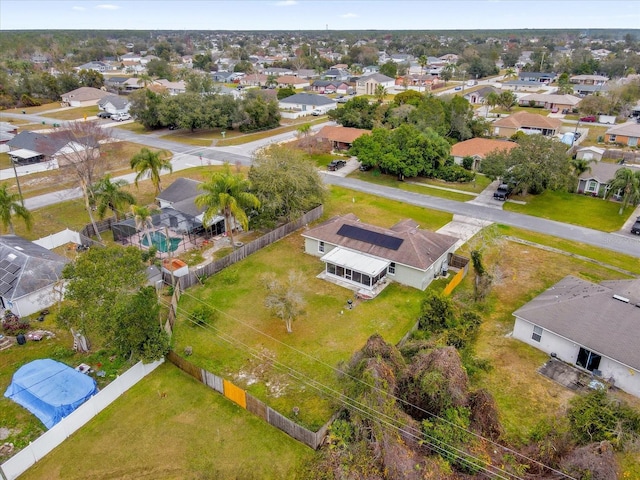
xmin=97 ymin=95 xmax=131 ymax=115
xmin=0 ymin=235 xmax=69 ymax=317
xmin=61 ymin=87 xmax=110 ymax=107
xmin=302 ymin=214 xmax=458 ymax=295
xmin=278 ymin=93 xmax=336 ymax=116
xmin=512 ymin=275 xmax=640 ymax=398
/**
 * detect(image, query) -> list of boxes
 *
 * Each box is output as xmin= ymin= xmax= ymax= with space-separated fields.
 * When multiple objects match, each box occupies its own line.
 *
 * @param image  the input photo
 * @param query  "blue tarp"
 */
xmin=4 ymin=359 xmax=98 ymax=429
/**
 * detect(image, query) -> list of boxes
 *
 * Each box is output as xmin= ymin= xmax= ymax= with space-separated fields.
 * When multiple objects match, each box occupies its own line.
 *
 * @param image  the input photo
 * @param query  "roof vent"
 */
xmin=613 ymin=294 xmax=630 ymax=303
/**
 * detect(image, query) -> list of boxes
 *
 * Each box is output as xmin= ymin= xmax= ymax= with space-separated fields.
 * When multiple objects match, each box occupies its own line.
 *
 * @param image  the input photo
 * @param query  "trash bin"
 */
xmin=17 ymin=333 xmax=26 ymax=345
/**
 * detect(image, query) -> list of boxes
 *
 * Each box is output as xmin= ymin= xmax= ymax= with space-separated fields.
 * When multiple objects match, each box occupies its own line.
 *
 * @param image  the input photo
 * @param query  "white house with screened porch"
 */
xmin=302 ymin=214 xmax=458 ymax=296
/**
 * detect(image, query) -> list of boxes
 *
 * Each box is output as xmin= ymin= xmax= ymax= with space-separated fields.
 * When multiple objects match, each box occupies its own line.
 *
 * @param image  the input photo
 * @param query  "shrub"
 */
xmin=462 ymin=156 xmax=474 ymax=171
xmin=434 ymin=165 xmax=475 ymax=183
xmin=2 ymin=311 xmax=30 ymax=335
xmin=191 ymin=305 xmax=218 ymax=327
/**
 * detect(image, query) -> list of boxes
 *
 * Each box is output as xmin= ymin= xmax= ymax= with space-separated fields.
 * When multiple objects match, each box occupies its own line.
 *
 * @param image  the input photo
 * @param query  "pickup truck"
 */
xmin=631 ymin=217 xmax=640 ymax=235
xmin=493 ymin=183 xmax=512 ymax=201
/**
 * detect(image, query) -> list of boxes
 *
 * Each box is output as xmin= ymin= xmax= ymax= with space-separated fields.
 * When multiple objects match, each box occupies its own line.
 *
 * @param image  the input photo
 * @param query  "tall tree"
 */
xmin=418 ymin=55 xmax=428 ymax=92
xmin=605 ymin=168 xmax=640 ymax=215
xmin=569 ymin=158 xmax=594 ymax=178
xmin=130 ymin=148 xmax=172 ymax=195
xmin=249 ymin=145 xmax=325 ymax=224
xmin=195 ymin=164 xmax=260 ymax=249
xmin=91 ymin=174 xmax=135 ymax=221
xmin=0 ymin=183 xmax=32 ymax=234
xmin=374 ymin=84 xmax=387 ymax=104
xmin=46 ymin=121 xmax=113 ymax=241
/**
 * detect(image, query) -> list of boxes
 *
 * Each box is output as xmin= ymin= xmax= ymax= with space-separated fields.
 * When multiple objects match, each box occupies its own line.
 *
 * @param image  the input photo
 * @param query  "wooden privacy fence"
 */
xmin=167 ymin=351 xmax=331 ymax=449
xmin=168 ymin=205 xmax=324 ymax=289
xmin=442 ymin=254 xmax=470 ymax=296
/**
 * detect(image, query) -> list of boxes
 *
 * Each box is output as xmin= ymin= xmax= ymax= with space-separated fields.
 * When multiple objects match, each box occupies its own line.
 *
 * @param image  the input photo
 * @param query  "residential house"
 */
xmin=60 ymin=87 xmax=110 ymax=107
xmin=570 ymin=74 xmax=609 ymax=86
xmin=390 ymin=54 xmax=411 ymax=64
xmin=241 ymin=73 xmax=269 ymax=87
xmin=276 ymin=76 xmax=310 ymax=89
xmin=518 ymin=72 xmax=556 ymax=83
xmin=296 ymin=69 xmax=320 ymax=80
xmin=323 ymin=68 xmax=350 ymax=82
xmin=122 ymin=77 xmax=145 ymax=92
xmin=7 ymin=131 xmax=68 ymax=165
xmin=605 ymin=123 xmax=640 ymax=147
xmin=97 ymin=95 xmax=131 ymax=115
xmin=501 ymin=80 xmax=548 ymax=92
xmin=512 ymin=275 xmax=640 ymax=398
xmin=439 ymin=53 xmax=458 ymax=64
xmin=262 ymin=67 xmax=293 ymax=77
xmin=0 ymin=235 xmax=69 ymax=317
xmin=362 ymin=65 xmax=380 ymax=74
xmin=492 ymin=111 xmax=562 ymax=137
xmin=315 ymin=126 xmax=370 ymax=151
xmin=74 ymin=61 xmax=115 ymax=73
xmin=211 ymin=71 xmax=244 ymax=83
xmin=310 ymin=80 xmax=350 ymax=94
xmin=576 ymin=161 xmax=622 ymax=197
xmin=104 ymin=76 xmax=130 ymax=92
xmin=591 ymin=49 xmax=612 ymax=60
xmin=356 ymin=73 xmax=395 ymax=95
xmin=518 ymin=93 xmax=582 ymax=112
xmin=302 ymin=214 xmax=458 ymax=294
xmin=573 ymin=84 xmax=609 ymax=96
xmin=463 ymin=86 xmax=500 ymax=105
xmin=153 ymin=79 xmax=187 ymax=96
xmin=397 ymin=74 xmax=440 ymax=91
xmin=450 ymin=138 xmax=518 ymax=170
xmin=278 ymin=93 xmax=336 ymax=116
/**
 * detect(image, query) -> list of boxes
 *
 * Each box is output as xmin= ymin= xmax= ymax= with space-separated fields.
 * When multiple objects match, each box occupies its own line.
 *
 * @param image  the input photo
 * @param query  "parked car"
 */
xmin=631 ymin=217 xmax=640 ymax=235
xmin=454 ymin=86 xmax=462 ymax=91
xmin=97 ymin=111 xmax=112 ymax=118
xmin=311 ymin=109 xmax=323 ymax=116
xmin=111 ymin=112 xmax=131 ymax=121
xmin=493 ymin=183 xmax=512 ymax=201
xmin=579 ymin=115 xmax=596 ymax=122
xmin=337 ymin=96 xmax=349 ymax=103
xmin=359 ymin=163 xmax=372 ymax=171
xmin=327 ymin=160 xmax=346 ymax=171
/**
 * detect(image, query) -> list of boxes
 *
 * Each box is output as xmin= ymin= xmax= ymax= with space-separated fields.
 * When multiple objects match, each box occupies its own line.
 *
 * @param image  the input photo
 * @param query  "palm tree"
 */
xmin=130 ymin=148 xmax=173 ymax=195
xmin=418 ymin=55 xmax=428 ymax=92
xmin=136 ymin=73 xmax=153 ymax=88
xmin=131 ymin=205 xmax=154 ymax=247
xmin=503 ymin=67 xmax=517 ymax=80
xmin=569 ymin=158 xmax=594 ymax=178
xmin=374 ymin=84 xmax=387 ymax=104
xmin=195 ymin=164 xmax=260 ymax=249
xmin=605 ymin=168 xmax=640 ymax=215
xmin=91 ymin=175 xmax=135 ymax=221
xmin=0 ymin=183 xmax=32 ymax=234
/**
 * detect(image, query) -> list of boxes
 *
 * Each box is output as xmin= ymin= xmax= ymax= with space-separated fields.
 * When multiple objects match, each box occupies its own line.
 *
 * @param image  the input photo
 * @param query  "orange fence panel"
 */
xmin=223 ymin=379 xmax=247 ymax=409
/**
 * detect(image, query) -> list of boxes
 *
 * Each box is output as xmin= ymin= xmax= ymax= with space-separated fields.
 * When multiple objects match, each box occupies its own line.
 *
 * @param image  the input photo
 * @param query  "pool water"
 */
xmin=141 ymin=231 xmax=182 ymax=253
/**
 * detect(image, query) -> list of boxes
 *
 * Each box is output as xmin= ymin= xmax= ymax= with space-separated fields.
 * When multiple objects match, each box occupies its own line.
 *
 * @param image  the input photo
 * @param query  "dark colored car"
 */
xmin=631 ymin=217 xmax=640 ymax=235
xmin=580 ymin=115 xmax=596 ymax=122
xmin=97 ymin=111 xmax=112 ymax=118
xmin=327 ymin=160 xmax=346 ymax=171
xmin=359 ymin=164 xmax=372 ymax=171
xmin=493 ymin=183 xmax=512 ymax=201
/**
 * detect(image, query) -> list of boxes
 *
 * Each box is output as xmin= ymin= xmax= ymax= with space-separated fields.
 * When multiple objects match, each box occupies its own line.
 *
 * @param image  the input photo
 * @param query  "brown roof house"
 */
xmin=315 ymin=126 xmax=370 ymax=151
xmin=492 ymin=111 xmax=562 ymax=138
xmin=605 ymin=123 xmax=640 ymax=147
xmin=302 ymin=214 xmax=458 ymax=296
xmin=60 ymin=87 xmax=110 ymax=107
xmin=512 ymin=275 xmax=640 ymax=398
xmin=450 ymin=138 xmax=518 ymax=170
xmin=518 ymin=93 xmax=582 ymax=112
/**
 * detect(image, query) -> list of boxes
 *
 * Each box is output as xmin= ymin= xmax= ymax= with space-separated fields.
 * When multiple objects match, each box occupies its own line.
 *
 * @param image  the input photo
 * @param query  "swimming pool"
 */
xmin=140 ymin=231 xmax=182 ymax=253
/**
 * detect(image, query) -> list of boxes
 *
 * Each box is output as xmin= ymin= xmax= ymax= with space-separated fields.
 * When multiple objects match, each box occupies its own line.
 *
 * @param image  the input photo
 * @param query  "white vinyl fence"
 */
xmin=0 ymin=359 xmax=163 ymax=480
xmin=32 ymin=229 xmax=82 ymax=250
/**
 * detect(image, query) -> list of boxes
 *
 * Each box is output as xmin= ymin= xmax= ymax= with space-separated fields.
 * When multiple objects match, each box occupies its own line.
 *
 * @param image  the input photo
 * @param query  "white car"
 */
xmin=311 ymin=109 xmax=323 ymax=116
xmin=110 ymin=112 xmax=131 ymax=121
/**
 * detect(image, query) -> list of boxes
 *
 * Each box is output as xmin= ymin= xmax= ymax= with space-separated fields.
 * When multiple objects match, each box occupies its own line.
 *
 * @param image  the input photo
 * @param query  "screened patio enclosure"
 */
xmin=321 ymin=247 xmax=389 ymax=290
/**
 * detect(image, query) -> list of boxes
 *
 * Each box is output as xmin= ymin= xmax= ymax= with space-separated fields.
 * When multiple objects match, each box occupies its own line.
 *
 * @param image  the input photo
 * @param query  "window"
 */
xmin=532 ymin=325 xmax=542 ymax=342
xmin=609 ymin=134 xmax=616 ymax=142
xmin=576 ymin=347 xmax=601 ymax=372
xmin=388 ymin=262 xmax=396 ymax=275
xmin=586 ymin=180 xmax=598 ymax=193
xmin=318 ymin=241 xmax=325 ymax=253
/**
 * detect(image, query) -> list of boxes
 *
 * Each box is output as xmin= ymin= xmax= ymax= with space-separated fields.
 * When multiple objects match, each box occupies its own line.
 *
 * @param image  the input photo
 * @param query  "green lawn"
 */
xmin=0 ymin=152 xmax=12 ymax=169
xmin=504 ymin=189 xmax=633 ymax=232
xmin=3 ymin=102 xmax=61 ymax=114
xmin=41 ymin=105 xmax=98 ymax=121
xmin=20 ymin=363 xmax=314 ymax=480
xmin=351 ymin=170 xmax=479 ymax=202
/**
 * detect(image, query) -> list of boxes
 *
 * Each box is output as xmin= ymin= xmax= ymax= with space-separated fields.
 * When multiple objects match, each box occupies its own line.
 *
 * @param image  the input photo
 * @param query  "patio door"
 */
xmin=576 ymin=347 xmax=601 ymax=372
xmin=344 ymin=269 xmax=352 ymax=281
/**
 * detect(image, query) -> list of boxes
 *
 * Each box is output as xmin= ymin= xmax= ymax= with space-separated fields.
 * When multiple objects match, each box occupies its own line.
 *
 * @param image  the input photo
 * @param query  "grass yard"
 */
xmin=0 ymin=152 xmax=12 ymax=169
xmin=3 ymin=102 xmax=61 ymax=114
xmin=306 ymin=152 xmax=348 ymax=169
xmin=452 ymin=236 xmax=634 ymax=444
xmin=41 ymin=106 xmax=99 ymax=121
xmin=350 ymin=170 xmax=479 ymax=202
xmin=20 ymin=363 xmax=315 ymax=480
xmin=172 ymin=233 xmax=426 ymax=430
xmin=504 ymin=189 xmax=633 ymax=231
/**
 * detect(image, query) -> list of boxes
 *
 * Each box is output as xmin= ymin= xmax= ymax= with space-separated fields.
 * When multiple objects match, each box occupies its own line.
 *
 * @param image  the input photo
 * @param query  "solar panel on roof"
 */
xmin=6 ymin=263 xmax=20 ymax=274
xmin=2 ymin=273 xmax=16 ymax=285
xmin=0 ymin=283 xmax=11 ymax=295
xmin=337 ymin=224 xmax=404 ymax=251
xmin=0 ymin=260 xmax=9 ymax=269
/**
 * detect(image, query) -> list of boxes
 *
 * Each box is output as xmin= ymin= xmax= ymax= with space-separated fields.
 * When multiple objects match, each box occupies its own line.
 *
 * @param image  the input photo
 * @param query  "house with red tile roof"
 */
xmin=315 ymin=126 xmax=370 ymax=151
xmin=450 ymin=138 xmax=518 ymax=170
xmin=492 ymin=111 xmax=562 ymax=137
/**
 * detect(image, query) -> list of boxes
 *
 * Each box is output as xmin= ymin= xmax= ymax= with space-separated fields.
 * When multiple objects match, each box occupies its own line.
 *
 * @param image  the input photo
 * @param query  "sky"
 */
xmin=1 ymin=0 xmax=640 ymax=31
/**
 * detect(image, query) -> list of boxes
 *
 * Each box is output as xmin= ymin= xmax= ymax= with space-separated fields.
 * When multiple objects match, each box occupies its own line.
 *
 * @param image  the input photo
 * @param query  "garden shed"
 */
xmin=4 ymin=359 xmax=98 ymax=429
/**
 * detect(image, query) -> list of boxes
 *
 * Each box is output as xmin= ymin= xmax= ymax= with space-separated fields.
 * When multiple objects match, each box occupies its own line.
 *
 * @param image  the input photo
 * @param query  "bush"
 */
xmin=462 ymin=156 xmax=474 ymax=171
xmin=191 ymin=305 xmax=218 ymax=327
xmin=434 ymin=165 xmax=475 ymax=183
xmin=1 ymin=311 xmax=30 ymax=335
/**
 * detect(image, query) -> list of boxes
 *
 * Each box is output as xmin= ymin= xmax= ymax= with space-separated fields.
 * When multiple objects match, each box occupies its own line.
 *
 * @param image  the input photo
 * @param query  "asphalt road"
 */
xmin=4 ymin=111 xmax=640 ymax=258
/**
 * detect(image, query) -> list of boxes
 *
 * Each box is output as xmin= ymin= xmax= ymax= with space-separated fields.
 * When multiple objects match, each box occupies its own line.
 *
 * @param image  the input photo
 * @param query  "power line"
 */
xmin=174 ymin=289 xmax=576 ymax=479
